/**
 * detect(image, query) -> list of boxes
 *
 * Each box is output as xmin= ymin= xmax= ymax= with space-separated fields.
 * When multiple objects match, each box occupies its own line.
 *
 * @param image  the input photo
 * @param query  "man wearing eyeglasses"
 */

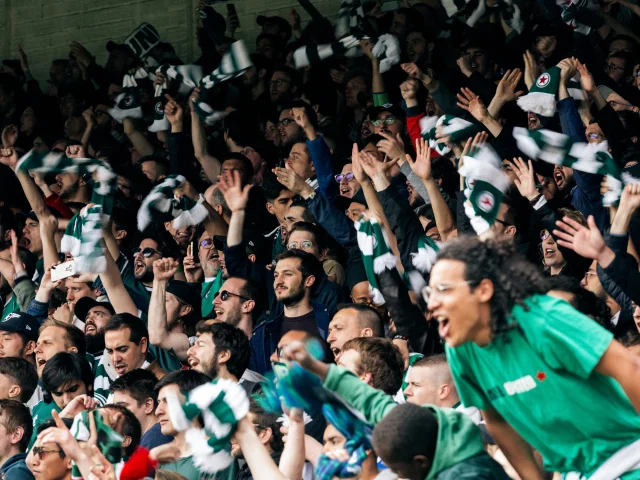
xmin=277 ymin=103 xmax=307 ymax=149
xmin=27 ymin=418 xmax=73 ymax=480
xmin=368 ymin=105 xmax=406 ymax=138
xmin=0 ymin=399 xmax=33 ymax=480
xmin=269 ymin=68 xmax=298 ymax=107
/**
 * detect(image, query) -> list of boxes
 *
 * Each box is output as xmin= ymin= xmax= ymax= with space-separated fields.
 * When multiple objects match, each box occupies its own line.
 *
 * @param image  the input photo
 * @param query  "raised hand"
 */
xmin=350 ymin=143 xmax=369 ymax=184
xmin=405 ymin=137 xmax=432 ymax=180
xmin=40 ymin=264 xmax=62 ymax=292
xmin=557 ymin=57 xmax=578 ymax=82
xmin=38 ymin=411 xmax=86 ymax=463
xmin=59 ymin=394 xmax=97 ymax=418
xmin=456 ymin=54 xmax=473 ymax=78
xmin=289 ymin=8 xmax=301 ymax=29
xmin=9 ymin=230 xmax=25 ymax=274
xmin=218 ymin=170 xmax=252 ymax=212
xmin=183 ymin=243 xmax=202 ymax=283
xmin=2 ymin=125 xmax=18 ymax=149
xmin=401 ymin=63 xmax=429 ymax=84
xmin=88 ymin=445 xmax=117 ymax=480
xmin=553 ymin=215 xmax=607 ymax=260
xmin=576 ymin=61 xmax=596 ymax=94
xmin=523 ymin=50 xmax=538 ymax=91
xmin=69 ymin=41 xmax=93 ymax=67
xmin=494 ymin=69 xmax=525 ymax=103
xmin=456 ymin=88 xmax=489 ymax=122
xmin=164 ymin=94 xmax=184 ymax=128
xmin=291 ymin=107 xmax=311 ymax=130
xmin=359 ymin=150 xmax=399 ymax=180
xmin=0 ymin=148 xmax=18 ymax=169
xmin=273 ymin=166 xmax=312 ymax=197
xmin=18 ymin=45 xmax=29 ymax=72
xmin=619 ymin=183 xmax=640 ymax=212
xmin=82 ymin=108 xmax=95 ymax=128
xmin=65 ymin=144 xmax=86 ymax=158
xmin=52 ymin=303 xmax=73 ymax=324
xmin=377 ymin=132 xmax=406 ymax=161
xmin=511 ymin=157 xmax=539 ymax=201
xmin=361 ymin=38 xmax=376 ymax=62
xmin=153 ymin=257 xmax=180 ymax=282
xmin=329 ymin=66 xmax=348 ymax=84
xmin=400 ymin=79 xmax=419 ymax=101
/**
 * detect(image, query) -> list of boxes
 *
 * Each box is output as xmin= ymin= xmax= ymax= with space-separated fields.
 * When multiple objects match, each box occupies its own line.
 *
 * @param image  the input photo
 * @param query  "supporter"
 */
xmin=0 ymin=399 xmax=33 ymax=479
xmin=326 ymin=303 xmax=383 ymax=359
xmin=0 ymin=357 xmax=38 ymax=403
xmin=26 ymin=418 xmax=73 ymax=480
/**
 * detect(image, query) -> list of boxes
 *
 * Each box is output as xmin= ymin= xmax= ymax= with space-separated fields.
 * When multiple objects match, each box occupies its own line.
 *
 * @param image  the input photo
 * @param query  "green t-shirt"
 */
xmin=29 ymin=401 xmax=61 ymax=449
xmin=2 ymin=295 xmax=19 ymax=320
xmin=446 ymin=294 xmax=640 ymax=477
xmin=161 ymin=457 xmax=202 ymax=480
xmin=201 ymin=271 xmax=223 ymax=319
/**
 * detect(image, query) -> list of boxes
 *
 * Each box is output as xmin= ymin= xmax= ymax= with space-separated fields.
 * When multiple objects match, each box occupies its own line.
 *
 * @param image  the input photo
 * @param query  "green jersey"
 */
xmin=29 ymin=401 xmax=61 ymax=449
xmin=161 ymin=457 xmax=202 ymax=480
xmin=446 ymin=294 xmax=640 ymax=477
xmin=2 ymin=295 xmax=18 ymax=320
xmin=201 ymin=271 xmax=223 ymax=319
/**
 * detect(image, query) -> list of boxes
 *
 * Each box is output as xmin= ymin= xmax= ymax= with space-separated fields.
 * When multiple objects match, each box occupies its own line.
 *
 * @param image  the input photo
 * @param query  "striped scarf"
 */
xmin=434 ymin=115 xmax=480 ymax=145
xmin=459 ymin=144 xmax=510 ymax=234
xmin=70 ymin=410 xmax=124 ymax=479
xmin=191 ymin=41 xmax=253 ymax=125
xmin=109 ymin=67 xmax=151 ymax=122
xmin=137 ymin=175 xmax=208 ymax=231
xmin=512 ymin=127 xmax=630 ymax=206
xmin=354 ymin=216 xmax=397 ymax=305
xmin=559 ymin=0 xmax=604 ymax=35
xmin=256 ymin=356 xmax=372 ymax=480
xmin=166 ymin=378 xmax=249 ymax=474
xmin=17 ymin=149 xmax=116 ymax=273
xmin=293 ymin=0 xmax=400 ymax=73
xmin=411 ymin=235 xmax=439 ymax=274
xmin=419 ymin=116 xmax=452 ymax=157
xmin=164 ymin=64 xmax=204 ymax=96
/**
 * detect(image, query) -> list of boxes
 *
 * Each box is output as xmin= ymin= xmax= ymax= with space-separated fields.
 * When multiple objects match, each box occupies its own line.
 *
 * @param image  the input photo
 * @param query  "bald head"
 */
xmin=205 ymin=185 xmax=232 ymax=220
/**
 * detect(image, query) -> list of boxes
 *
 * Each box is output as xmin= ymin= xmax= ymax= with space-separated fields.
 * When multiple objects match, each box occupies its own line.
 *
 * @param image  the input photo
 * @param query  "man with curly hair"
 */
xmin=428 ymin=236 xmax=640 ymax=480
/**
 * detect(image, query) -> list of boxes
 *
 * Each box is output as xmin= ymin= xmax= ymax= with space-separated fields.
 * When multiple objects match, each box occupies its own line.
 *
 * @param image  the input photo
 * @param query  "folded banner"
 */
xmin=354 ymin=216 xmax=397 ymax=305
xmin=166 ymin=378 xmax=249 ymax=473
xmin=123 ymin=23 xmax=161 ymax=63
xmin=16 ymin=149 xmax=116 ymax=273
xmin=137 ymin=174 xmax=208 ymax=231
xmin=459 ymin=144 xmax=510 ymax=234
xmin=512 ymin=127 xmax=632 ymax=206
xmin=192 ymin=41 xmax=253 ymax=125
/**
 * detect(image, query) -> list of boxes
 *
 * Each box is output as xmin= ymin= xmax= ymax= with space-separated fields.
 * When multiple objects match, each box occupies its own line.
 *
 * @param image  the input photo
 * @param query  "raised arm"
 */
xmin=235 ymin=416 xmax=286 ymax=480
xmin=278 ymin=409 xmax=306 ymax=480
xmin=148 ymin=258 xmax=191 ymax=360
xmin=123 ymin=118 xmax=154 ymax=157
xmin=97 ymin=234 xmax=139 ymax=316
xmin=216 ymin=170 xmax=252 ymax=247
xmin=190 ymin=89 xmax=222 ymax=183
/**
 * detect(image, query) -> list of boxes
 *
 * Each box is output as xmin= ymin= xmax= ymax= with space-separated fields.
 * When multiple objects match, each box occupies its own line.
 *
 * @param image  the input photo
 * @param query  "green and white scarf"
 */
xmin=164 ymin=64 xmax=205 ymax=96
xmin=419 ymin=116 xmax=452 ymax=157
xmin=517 ymin=66 xmax=586 ymax=117
xmin=434 ymin=115 xmax=480 ymax=145
xmin=70 ymin=410 xmax=124 ymax=479
xmin=137 ymin=174 xmax=208 ymax=231
xmin=459 ymin=144 xmax=510 ymax=234
xmin=354 ymin=216 xmax=397 ymax=305
xmin=166 ymin=378 xmax=249 ymax=474
xmin=192 ymin=41 xmax=253 ymax=125
xmin=559 ymin=0 xmax=604 ymax=35
xmin=148 ymin=65 xmax=171 ymax=133
xmin=513 ymin=127 xmax=625 ymax=205
xmin=17 ymin=149 xmax=116 ymax=273
xmin=411 ymin=235 xmax=439 ymax=274
xmin=109 ymin=67 xmax=151 ymax=122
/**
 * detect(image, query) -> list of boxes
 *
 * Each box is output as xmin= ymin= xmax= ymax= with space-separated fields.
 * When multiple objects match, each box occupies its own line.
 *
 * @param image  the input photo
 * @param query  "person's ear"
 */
xmin=632 ymin=136 xmax=639 ymax=144
xmin=248 ymin=254 xmax=257 ymax=263
xmin=144 ymin=397 xmax=155 ymax=415
xmin=140 ymin=337 xmax=148 ymax=355
xmin=122 ymin=435 xmax=132 ymax=448
xmin=218 ymin=348 xmax=231 ymax=365
xmin=179 ymin=304 xmax=193 ymax=318
xmin=10 ymin=425 xmax=24 ymax=446
xmin=68 ymin=346 xmax=78 ymax=354
xmin=312 ymin=104 xmax=320 ymax=114
xmin=25 ymin=341 xmax=36 ymax=357
xmin=215 ymin=205 xmax=224 ymax=217
xmin=260 ymin=426 xmax=273 ymax=446
xmin=439 ymin=383 xmax=450 ymax=400
xmin=266 ymin=202 xmax=275 ymax=216
xmin=8 ymin=384 xmax=21 ymax=401
xmin=506 ymin=225 xmax=517 ymax=237
xmin=304 ymin=274 xmax=316 ymax=288
xmin=413 ymin=455 xmax=430 ymax=474
xmin=242 ymin=299 xmax=256 ymax=314
xmin=164 ymin=221 xmax=172 ymax=231
xmin=361 ymin=328 xmax=373 ymax=338
xmin=476 ymin=278 xmax=494 ymax=303
xmin=428 ymin=41 xmax=435 ymax=52
xmin=319 ymin=248 xmax=328 ymax=262
xmin=115 ymin=229 xmax=128 ymax=241
xmin=258 ymin=68 xmax=267 ymax=80
xmin=361 ymin=372 xmax=373 ymax=386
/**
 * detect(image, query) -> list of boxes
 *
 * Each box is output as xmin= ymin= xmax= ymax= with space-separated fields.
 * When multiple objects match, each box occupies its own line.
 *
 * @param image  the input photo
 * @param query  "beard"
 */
xmin=134 ymin=264 xmax=154 ymax=282
xmin=85 ymin=332 xmax=106 ymax=355
xmin=276 ymin=282 xmax=306 ymax=307
xmin=203 ymin=353 xmax=219 ymax=379
xmin=59 ymin=181 xmax=80 ymax=201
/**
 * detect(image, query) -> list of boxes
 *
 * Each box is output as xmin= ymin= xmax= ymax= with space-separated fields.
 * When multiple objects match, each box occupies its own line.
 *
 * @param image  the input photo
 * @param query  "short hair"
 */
xmin=275 ymin=249 xmax=322 ymax=281
xmin=39 ymin=319 xmax=86 ymax=356
xmin=436 ymin=237 xmax=546 ymax=335
xmin=341 ymin=337 xmax=404 ymax=395
xmin=109 ymin=369 xmax=159 ymax=407
xmin=0 ymin=357 xmax=38 ymax=403
xmin=621 ymin=330 xmax=640 ymax=348
xmin=195 ymin=322 xmax=250 ymax=379
xmin=208 ymin=186 xmax=232 ymax=219
xmin=413 ymin=353 xmax=448 ymax=369
xmin=557 ymin=208 xmax=587 ymax=227
xmin=289 ymin=200 xmax=316 ymax=223
xmin=42 ymin=352 xmax=93 ymax=394
xmin=261 ymin=172 xmax=290 ymax=202
xmin=155 ymin=370 xmax=211 ymax=398
xmin=100 ymin=404 xmax=141 ymax=457
xmin=336 ymin=303 xmax=383 ymax=337
xmin=544 ymin=276 xmax=611 ymax=327
xmin=288 ymin=221 xmax=327 ymax=251
xmin=272 ymin=67 xmax=300 ymax=93
xmin=371 ymin=403 xmax=437 ymax=470
xmin=282 ymin=99 xmax=317 ymax=129
xmin=249 ymin=396 xmax=284 ymax=454
xmin=104 ymin=313 xmax=149 ymax=346
xmin=0 ymin=399 xmax=33 ymax=452
xmin=221 ymin=152 xmax=255 ymax=182
xmin=238 ymin=278 xmax=261 ymax=321
xmin=36 ymin=417 xmax=74 ymax=458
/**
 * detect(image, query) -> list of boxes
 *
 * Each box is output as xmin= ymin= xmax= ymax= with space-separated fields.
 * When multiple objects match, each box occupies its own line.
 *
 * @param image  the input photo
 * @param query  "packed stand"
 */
xmin=3 ymin=0 xmax=640 ymax=478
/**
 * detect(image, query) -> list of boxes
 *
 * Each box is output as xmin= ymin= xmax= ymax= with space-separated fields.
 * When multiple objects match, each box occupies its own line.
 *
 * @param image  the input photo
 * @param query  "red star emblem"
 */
xmin=480 ymin=197 xmax=492 ymax=207
xmin=536 ymin=371 xmax=547 ymax=382
xmin=539 ymin=76 xmax=548 ymax=85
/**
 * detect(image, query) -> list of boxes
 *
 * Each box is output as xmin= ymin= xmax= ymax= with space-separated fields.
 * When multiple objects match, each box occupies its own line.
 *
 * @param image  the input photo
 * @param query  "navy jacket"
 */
xmin=249 ymin=303 xmax=331 ymax=375
xmin=1 ymin=453 xmax=33 ymax=480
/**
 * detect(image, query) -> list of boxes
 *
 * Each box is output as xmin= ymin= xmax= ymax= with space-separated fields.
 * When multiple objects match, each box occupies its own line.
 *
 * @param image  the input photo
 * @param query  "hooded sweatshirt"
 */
xmin=322 ymin=365 xmax=509 ymax=480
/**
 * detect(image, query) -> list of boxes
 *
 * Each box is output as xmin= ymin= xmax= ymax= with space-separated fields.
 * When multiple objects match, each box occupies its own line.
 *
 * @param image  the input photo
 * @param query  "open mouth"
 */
xmin=331 ymin=347 xmax=340 ymax=358
xmin=37 ymin=357 xmax=46 ymax=368
xmin=187 ymin=356 xmax=199 ymax=367
xmin=134 ymin=259 xmax=145 ymax=273
xmin=114 ymin=364 xmax=127 ymax=374
xmin=85 ymin=323 xmax=96 ymax=334
xmin=436 ymin=316 xmax=450 ymax=338
xmin=23 ymin=237 xmax=31 ymax=249
xmin=553 ymin=170 xmax=564 ymax=186
xmin=340 ymin=186 xmax=351 ymax=195
xmin=214 ymin=308 xmax=224 ymax=317
xmin=544 ymin=248 xmax=555 ymax=257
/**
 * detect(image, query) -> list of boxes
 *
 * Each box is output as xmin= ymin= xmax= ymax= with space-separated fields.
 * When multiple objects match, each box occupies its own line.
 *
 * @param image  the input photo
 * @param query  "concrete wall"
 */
xmin=0 ymin=0 xmax=341 ymax=83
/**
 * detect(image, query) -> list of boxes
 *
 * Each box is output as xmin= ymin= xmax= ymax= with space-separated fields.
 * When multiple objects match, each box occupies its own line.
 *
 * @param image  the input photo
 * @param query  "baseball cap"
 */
xmin=167 ymin=280 xmax=202 ymax=319
xmin=367 ymin=104 xmax=406 ymax=122
xmin=256 ymin=15 xmax=292 ymax=40
xmin=75 ymin=298 xmax=115 ymax=323
xmin=0 ymin=312 xmax=40 ymax=341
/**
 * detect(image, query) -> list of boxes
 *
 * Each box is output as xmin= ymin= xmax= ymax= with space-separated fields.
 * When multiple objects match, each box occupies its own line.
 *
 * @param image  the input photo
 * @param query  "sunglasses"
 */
xmin=214 ymin=290 xmax=250 ymax=301
xmin=133 ymin=247 xmax=162 ymax=258
xmin=335 ymin=172 xmax=355 ymax=183
xmin=200 ymin=238 xmax=213 ymax=248
xmin=371 ymin=116 xmax=397 ymax=127
xmin=540 ymin=230 xmax=550 ymax=241
xmin=32 ymin=446 xmax=63 ymax=459
xmin=287 ymin=240 xmax=315 ymax=250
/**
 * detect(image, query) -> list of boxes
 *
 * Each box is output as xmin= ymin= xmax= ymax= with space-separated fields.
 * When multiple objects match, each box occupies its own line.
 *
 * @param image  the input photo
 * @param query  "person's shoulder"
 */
xmin=434 ymin=451 xmax=510 ymax=480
